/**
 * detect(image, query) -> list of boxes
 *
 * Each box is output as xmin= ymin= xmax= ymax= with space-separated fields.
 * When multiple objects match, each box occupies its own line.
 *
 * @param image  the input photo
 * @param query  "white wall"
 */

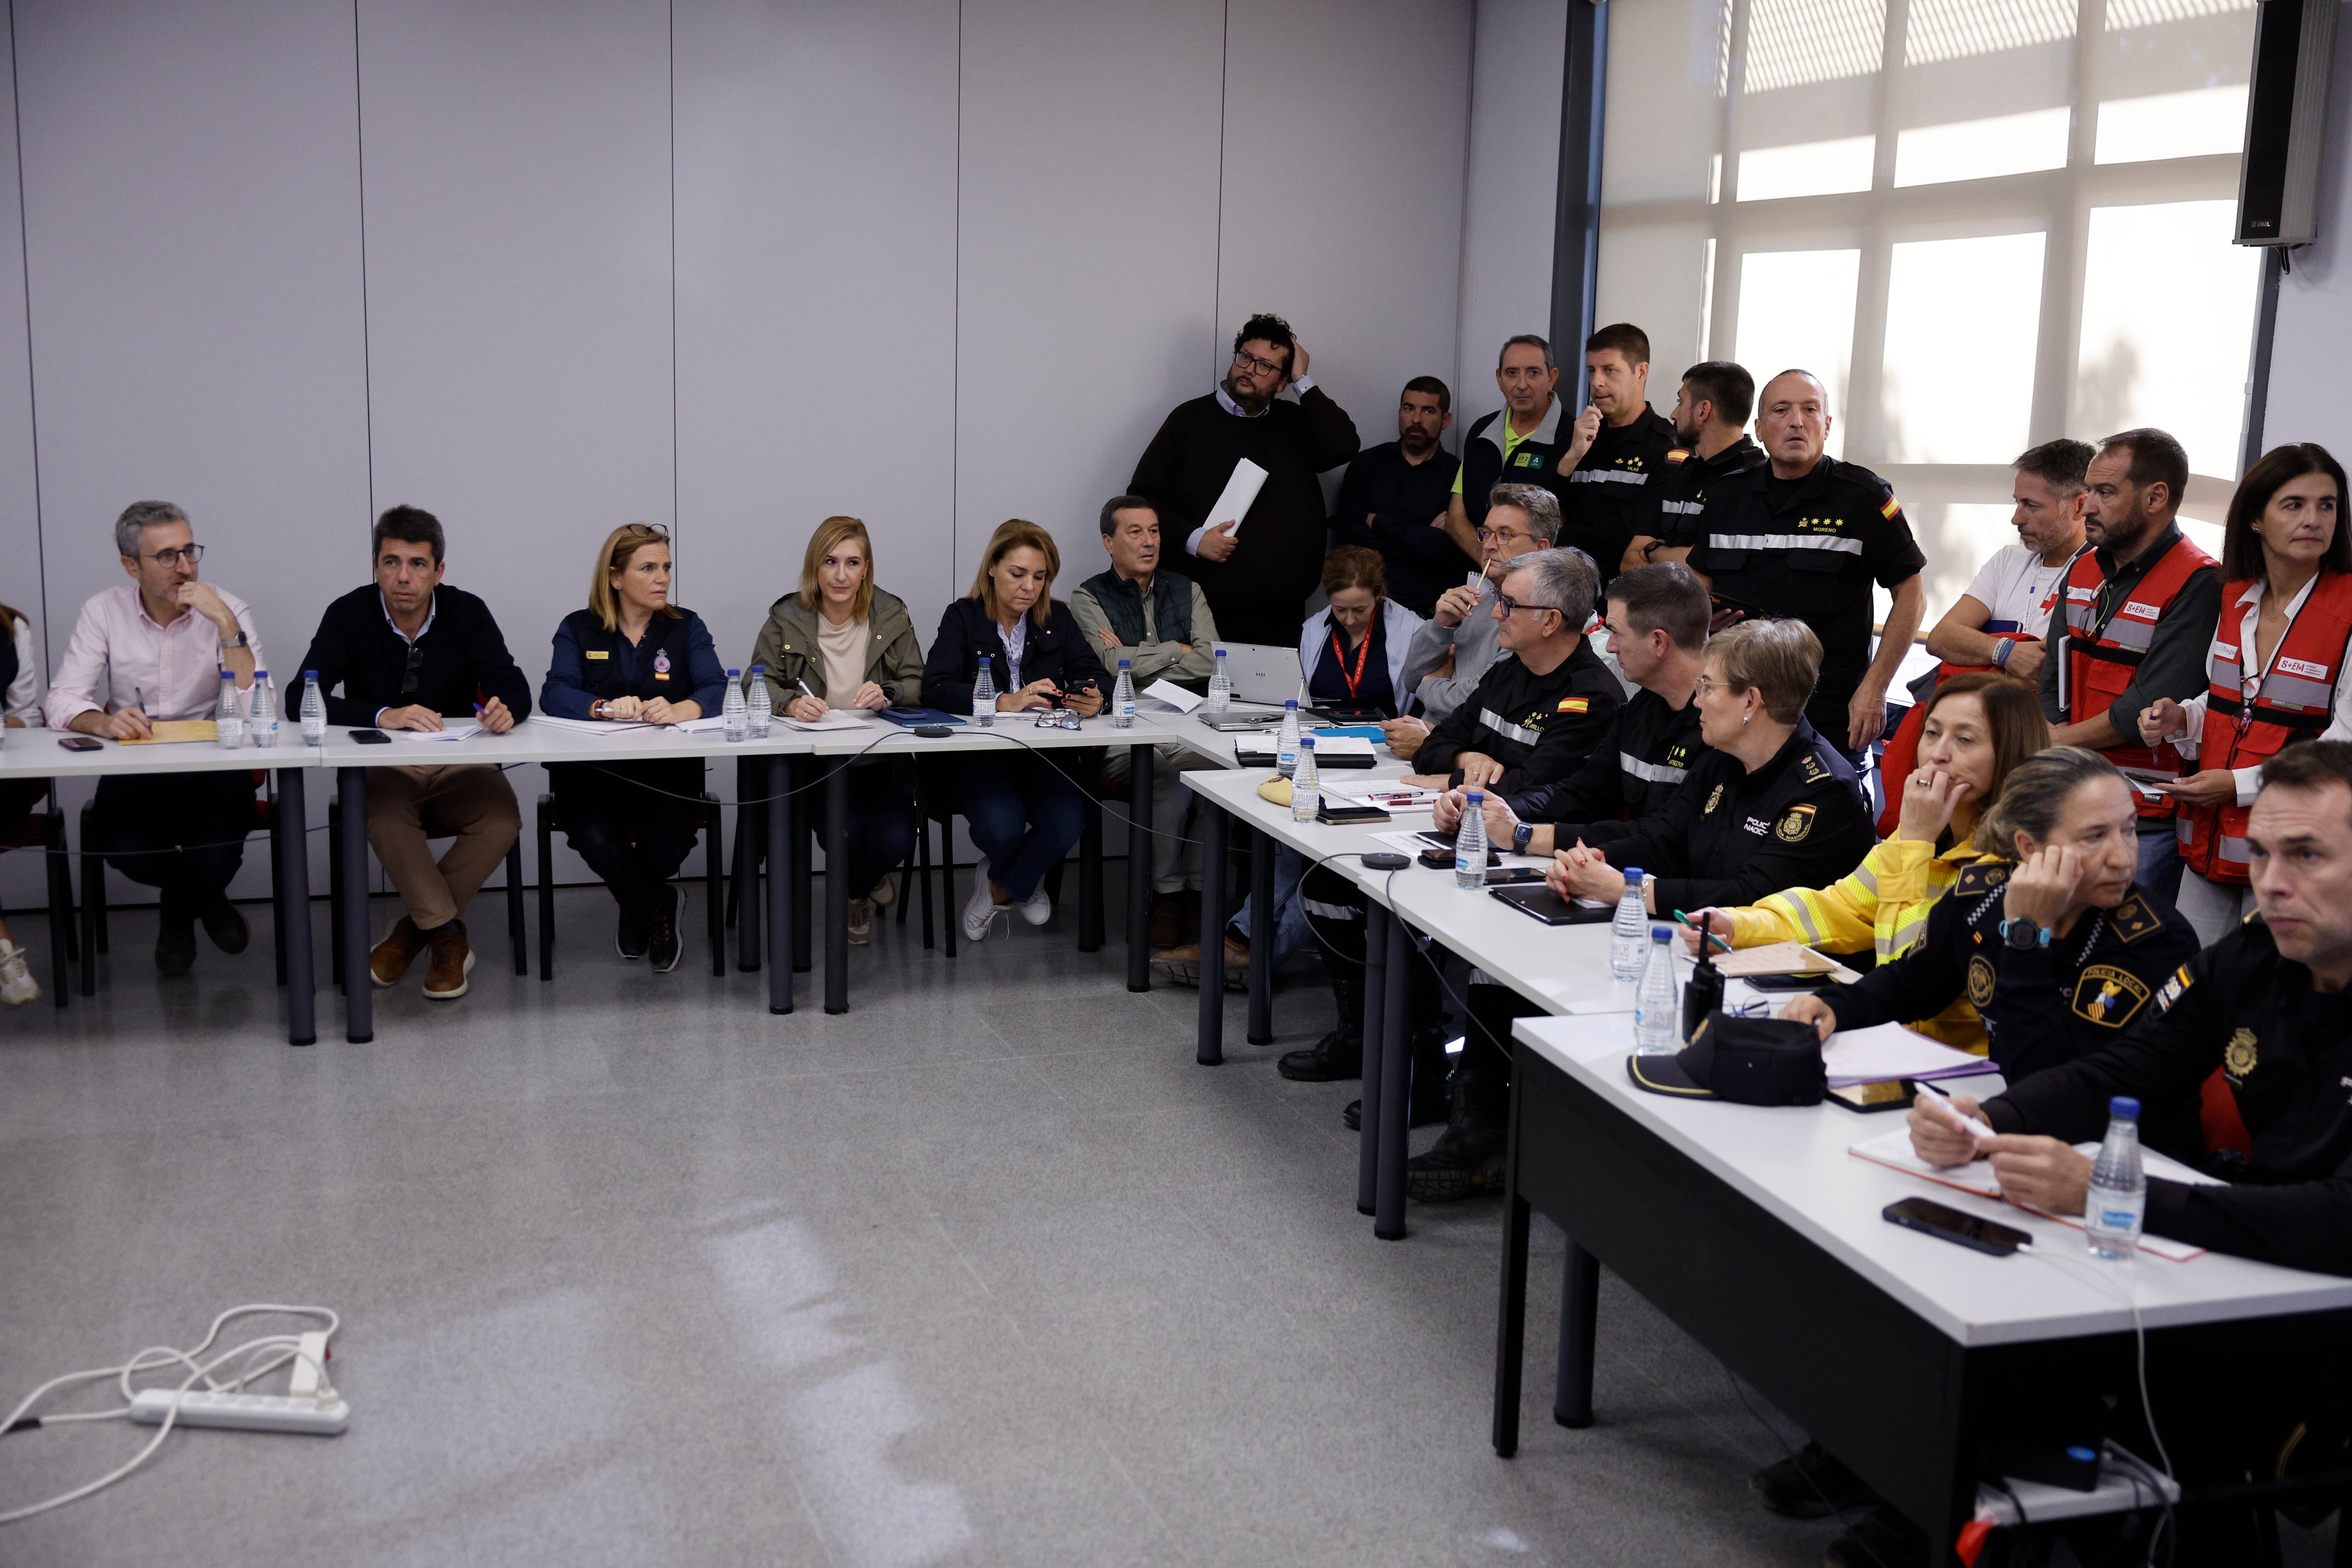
xmin=0 ymin=0 xmax=1494 ymax=916
xmin=1455 ymin=0 xmax=1566 ymax=444
xmin=2258 ymin=0 xmax=2352 ymax=454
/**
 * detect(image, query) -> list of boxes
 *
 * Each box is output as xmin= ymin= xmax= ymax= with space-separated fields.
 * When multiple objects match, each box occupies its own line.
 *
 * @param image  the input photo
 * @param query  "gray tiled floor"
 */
xmin=3 ymin=874 xmax=2313 ymax=1566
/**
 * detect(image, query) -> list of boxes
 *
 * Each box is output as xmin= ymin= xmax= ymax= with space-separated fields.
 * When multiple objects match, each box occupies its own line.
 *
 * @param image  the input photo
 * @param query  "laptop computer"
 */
xmin=1219 ymin=642 xmax=1306 ymax=708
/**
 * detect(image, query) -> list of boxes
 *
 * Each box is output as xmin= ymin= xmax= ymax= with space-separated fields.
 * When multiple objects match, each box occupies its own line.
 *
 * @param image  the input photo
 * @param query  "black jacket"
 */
xmin=1330 ymin=439 xmax=1466 ymax=617
xmin=1986 ymin=919 xmax=2352 ymax=1276
xmin=1410 ymin=641 xmax=1621 ymax=796
xmin=290 ymin=584 xmax=532 ymax=727
xmin=1819 ymin=863 xmax=2199 ymax=1087
xmin=1650 ymin=435 xmax=1769 ymax=550
xmin=1559 ymin=405 xmax=1678 ymax=588
xmin=1511 ymin=686 xmax=1704 ymax=824
xmin=1562 ymin=720 xmax=1872 ymax=915
xmin=920 ymin=597 xmax=1112 ymax=714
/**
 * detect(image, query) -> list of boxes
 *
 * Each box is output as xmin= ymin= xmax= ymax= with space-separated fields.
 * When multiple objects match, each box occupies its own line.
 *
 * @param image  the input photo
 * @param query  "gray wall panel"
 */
xmin=954 ymin=0 xmax=1228 ymax=595
xmin=673 ymin=0 xmax=960 ymax=653
xmin=1455 ymin=0 xmax=1564 ymax=443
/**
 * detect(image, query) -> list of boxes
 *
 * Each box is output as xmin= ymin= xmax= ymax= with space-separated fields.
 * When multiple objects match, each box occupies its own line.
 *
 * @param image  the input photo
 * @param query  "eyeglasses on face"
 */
xmin=141 ymin=544 xmax=204 ymax=567
xmin=1232 ymin=349 xmax=1287 ymax=379
xmin=1474 ymin=526 xmax=1532 ymax=545
xmin=1493 ymin=595 xmax=1556 ymax=619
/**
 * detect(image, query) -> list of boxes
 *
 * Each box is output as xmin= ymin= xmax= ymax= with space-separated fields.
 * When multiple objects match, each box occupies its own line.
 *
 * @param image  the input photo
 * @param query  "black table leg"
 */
xmin=1357 ymin=903 xmax=1390 ymax=1217
xmin=1077 ymin=786 xmax=1104 ymax=953
xmin=1196 ymin=802 xmax=1226 ymax=1065
xmin=1555 ymin=1240 xmax=1601 ymax=1428
xmin=1374 ymin=908 xmax=1412 ymax=1240
xmin=1494 ymin=1053 xmax=1531 ymax=1457
xmin=1125 ymin=744 xmax=1152 ymax=992
xmin=767 ymin=753 xmax=791 ymax=1014
xmin=1247 ymin=824 xmax=1274 ymax=1044
xmin=274 ymin=767 xmax=315 ymax=1047
xmin=735 ymin=756 xmax=761 ymax=972
xmin=338 ymin=767 xmax=372 ymax=1043
xmin=824 ymin=761 xmax=849 ymax=1015
xmin=791 ymin=758 xmax=812 ymax=975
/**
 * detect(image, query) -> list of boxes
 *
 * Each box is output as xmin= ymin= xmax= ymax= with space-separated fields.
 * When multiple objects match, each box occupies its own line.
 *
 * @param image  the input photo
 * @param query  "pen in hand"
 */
xmin=1918 ymin=1078 xmax=1998 ymax=1144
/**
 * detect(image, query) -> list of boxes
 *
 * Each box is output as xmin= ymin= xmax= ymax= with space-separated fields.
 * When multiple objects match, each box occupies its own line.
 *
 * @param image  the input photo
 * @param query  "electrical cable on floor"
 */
xmin=0 ymin=1305 xmax=342 ymax=1526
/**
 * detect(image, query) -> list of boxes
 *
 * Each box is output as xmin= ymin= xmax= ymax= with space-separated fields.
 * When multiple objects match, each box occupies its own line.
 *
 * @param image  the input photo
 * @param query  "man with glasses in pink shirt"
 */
xmin=45 ymin=500 xmax=264 ymax=977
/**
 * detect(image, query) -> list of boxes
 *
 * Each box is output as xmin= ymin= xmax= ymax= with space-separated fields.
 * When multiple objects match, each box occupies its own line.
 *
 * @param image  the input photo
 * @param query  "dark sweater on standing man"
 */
xmin=1128 ymin=385 xmax=1360 ymax=647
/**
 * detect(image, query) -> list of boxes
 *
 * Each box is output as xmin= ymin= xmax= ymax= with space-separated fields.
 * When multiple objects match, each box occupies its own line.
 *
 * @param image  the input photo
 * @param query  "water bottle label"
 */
xmin=2095 ymin=1208 xmax=2138 ymax=1230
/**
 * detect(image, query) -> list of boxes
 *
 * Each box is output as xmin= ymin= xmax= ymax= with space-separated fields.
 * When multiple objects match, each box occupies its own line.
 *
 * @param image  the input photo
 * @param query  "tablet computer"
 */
xmin=1489 ymin=883 xmax=1613 ymax=925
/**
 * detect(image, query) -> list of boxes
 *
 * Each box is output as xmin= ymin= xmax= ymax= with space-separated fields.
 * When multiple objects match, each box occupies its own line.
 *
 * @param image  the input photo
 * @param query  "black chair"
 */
xmin=324 ymin=798 xmax=525 ymax=989
xmin=535 ymin=790 xmax=725 ymax=979
xmin=78 ymin=774 xmax=281 ymax=998
xmin=0 ymin=785 xmax=78 ymax=1007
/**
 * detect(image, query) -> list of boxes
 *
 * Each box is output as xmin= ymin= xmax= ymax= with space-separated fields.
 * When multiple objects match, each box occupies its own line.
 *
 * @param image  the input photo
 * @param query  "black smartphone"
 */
xmin=1743 ymin=971 xmax=1831 ymax=993
xmin=57 ymin=735 xmax=103 ymax=752
xmin=1883 ymin=1197 xmax=2030 ymax=1257
xmin=351 ymin=728 xmax=391 ymax=745
xmin=1418 ymin=845 xmax=1501 ymax=870
xmin=1483 ymin=865 xmax=1546 ymax=885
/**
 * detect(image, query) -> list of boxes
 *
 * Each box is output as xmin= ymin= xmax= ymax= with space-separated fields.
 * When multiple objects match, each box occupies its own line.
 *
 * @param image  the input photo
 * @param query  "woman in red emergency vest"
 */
xmin=2140 ymin=443 xmax=2350 ymax=944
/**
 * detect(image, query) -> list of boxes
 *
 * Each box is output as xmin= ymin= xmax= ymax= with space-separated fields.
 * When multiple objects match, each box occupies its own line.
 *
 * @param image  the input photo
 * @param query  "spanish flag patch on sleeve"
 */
xmin=1665 ymin=448 xmax=1690 ymax=464
xmin=1556 ymin=697 xmax=1589 ymax=713
xmin=1879 ymin=495 xmax=1902 ymax=519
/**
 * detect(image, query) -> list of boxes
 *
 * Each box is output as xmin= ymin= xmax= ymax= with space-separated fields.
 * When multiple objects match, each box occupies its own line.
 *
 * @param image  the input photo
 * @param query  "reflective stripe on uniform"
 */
xmin=1479 ymin=707 xmax=1542 ymax=746
xmin=1619 ymin=752 xmax=1686 ymax=784
xmin=1302 ymin=898 xmax=1361 ymax=921
xmin=1568 ymin=469 xmax=1649 ymax=485
xmin=1706 ymin=532 xmax=1864 ymax=555
xmin=1659 ymin=499 xmax=1705 ymax=515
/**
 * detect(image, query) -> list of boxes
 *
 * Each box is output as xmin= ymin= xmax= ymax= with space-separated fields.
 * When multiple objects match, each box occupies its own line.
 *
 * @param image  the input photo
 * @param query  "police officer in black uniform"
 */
xmin=1623 ymin=360 xmax=1768 ymax=573
xmin=1409 ymin=620 xmax=1871 ymax=1203
xmin=1284 ymin=549 xmax=1619 ymax=1104
xmin=1404 ymin=549 xmax=1621 ymax=794
xmin=1686 ymin=369 xmax=1927 ymax=764
xmin=1554 ymin=323 xmax=1677 ymax=589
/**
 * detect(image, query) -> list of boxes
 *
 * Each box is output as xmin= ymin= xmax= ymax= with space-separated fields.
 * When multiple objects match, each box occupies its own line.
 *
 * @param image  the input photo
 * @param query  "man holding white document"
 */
xmin=1128 ymin=312 xmax=1358 ymax=647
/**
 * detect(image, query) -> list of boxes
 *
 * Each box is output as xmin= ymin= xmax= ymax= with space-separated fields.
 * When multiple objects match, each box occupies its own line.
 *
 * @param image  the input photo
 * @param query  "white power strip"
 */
xmin=126 ymin=1388 xmax=349 ymax=1435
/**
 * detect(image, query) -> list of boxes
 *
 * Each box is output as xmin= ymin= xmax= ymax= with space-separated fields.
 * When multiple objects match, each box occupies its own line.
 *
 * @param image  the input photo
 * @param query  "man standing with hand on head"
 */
xmin=1128 ymin=313 xmax=1359 ymax=647
xmin=46 ymin=501 xmax=265 ymax=977
xmin=291 ymin=505 xmax=531 ymax=1001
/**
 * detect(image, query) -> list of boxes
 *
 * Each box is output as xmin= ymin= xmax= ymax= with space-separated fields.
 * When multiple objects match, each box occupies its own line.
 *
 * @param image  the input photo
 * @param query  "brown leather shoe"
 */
xmin=422 ymin=921 xmax=474 ymax=1000
xmin=1148 ymin=935 xmax=1249 ymax=991
xmin=370 ymin=916 xmax=426 ymax=988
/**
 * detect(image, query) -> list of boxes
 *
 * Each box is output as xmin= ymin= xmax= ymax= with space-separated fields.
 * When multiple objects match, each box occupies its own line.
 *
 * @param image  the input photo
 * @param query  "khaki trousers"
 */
xmin=365 ymin=764 xmax=522 ymax=930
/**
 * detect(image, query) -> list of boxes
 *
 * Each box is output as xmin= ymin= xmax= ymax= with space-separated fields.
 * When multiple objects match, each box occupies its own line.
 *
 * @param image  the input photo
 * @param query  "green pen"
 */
xmin=1670 ymin=908 xmax=1731 ymax=957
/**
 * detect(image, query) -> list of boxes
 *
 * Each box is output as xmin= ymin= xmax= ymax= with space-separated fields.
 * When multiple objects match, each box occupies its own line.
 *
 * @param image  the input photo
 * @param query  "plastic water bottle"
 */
xmin=1112 ymin=658 xmax=1135 ymax=729
xmin=1276 ymin=698 xmax=1302 ymax=777
xmin=2086 ymin=1097 xmax=2147 ymax=1259
xmin=745 ymin=664 xmax=772 ymax=739
xmin=1634 ymin=927 xmax=1681 ymax=1054
xmin=1206 ymin=647 xmax=1232 ymax=719
xmin=1454 ymin=788 xmax=1488 ymax=889
xmin=1291 ymin=735 xmax=1319 ymax=822
xmin=247 ymin=671 xmax=278 ymax=749
xmin=971 ymin=655 xmax=996 ymax=727
xmin=1610 ymin=869 xmax=1649 ymax=979
xmin=215 ymin=670 xmax=244 ymax=749
xmin=299 ymin=670 xmax=326 ymax=746
xmin=723 ymin=668 xmax=747 ymax=742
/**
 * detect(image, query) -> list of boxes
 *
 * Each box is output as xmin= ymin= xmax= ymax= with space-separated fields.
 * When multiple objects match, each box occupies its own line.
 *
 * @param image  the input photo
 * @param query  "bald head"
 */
xmin=1757 ymin=370 xmax=1831 ymax=478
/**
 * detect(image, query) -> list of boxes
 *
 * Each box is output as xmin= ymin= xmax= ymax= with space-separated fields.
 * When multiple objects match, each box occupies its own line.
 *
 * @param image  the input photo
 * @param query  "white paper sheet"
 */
xmin=1330 ymin=783 xmax=1442 ymax=811
xmin=670 ymin=716 xmax=730 ymax=734
xmin=388 ymin=723 xmax=481 ymax=743
xmin=529 ymin=715 xmax=652 ymax=735
xmin=1821 ymin=1021 xmax=2000 ymax=1087
xmin=781 ymin=708 xmax=871 ymax=731
xmin=1141 ymin=679 xmax=1201 ymax=713
xmin=1206 ymin=458 xmax=1269 ymax=538
xmin=1848 ymin=1127 xmax=2217 ymax=1262
xmin=1303 ymin=735 xmax=1375 ymax=762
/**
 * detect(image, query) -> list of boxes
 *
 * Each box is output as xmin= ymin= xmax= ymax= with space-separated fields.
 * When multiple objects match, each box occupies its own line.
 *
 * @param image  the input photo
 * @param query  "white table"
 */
xmin=1494 ymin=1011 xmax=2352 ymax=1549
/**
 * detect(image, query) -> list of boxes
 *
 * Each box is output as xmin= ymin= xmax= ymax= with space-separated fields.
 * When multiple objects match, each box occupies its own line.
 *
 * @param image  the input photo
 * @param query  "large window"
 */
xmin=1597 ymin=0 xmax=2261 ymax=614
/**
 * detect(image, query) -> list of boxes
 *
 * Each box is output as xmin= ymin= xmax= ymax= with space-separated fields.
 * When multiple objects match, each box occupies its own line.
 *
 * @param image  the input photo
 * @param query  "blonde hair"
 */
xmin=798 ymin=516 xmax=876 ymax=623
xmin=969 ymin=519 xmax=1060 ymax=629
xmin=588 ymin=523 xmax=679 ymax=633
xmin=1705 ymin=619 xmax=1821 ymax=725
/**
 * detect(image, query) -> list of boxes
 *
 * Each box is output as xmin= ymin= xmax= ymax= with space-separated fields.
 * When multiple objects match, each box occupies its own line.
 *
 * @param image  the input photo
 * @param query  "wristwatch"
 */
xmin=1999 ymin=916 xmax=2050 ymax=950
xmin=221 ymin=630 xmax=250 ymax=650
xmin=1511 ymin=821 xmax=1534 ymax=855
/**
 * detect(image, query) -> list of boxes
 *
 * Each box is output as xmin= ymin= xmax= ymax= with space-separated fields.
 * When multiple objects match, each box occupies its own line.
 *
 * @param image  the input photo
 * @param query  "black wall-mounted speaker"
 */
xmin=2236 ymin=0 xmax=2338 ymax=246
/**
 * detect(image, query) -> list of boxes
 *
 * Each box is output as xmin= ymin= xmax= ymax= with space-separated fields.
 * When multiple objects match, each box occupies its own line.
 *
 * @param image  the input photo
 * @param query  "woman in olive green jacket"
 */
xmin=750 ymin=516 xmax=925 ymax=941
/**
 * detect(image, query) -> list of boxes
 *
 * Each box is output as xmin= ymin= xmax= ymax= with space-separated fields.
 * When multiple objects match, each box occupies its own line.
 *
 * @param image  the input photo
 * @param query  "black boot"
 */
xmin=1406 ymin=1067 xmax=1510 ymax=1202
xmin=1340 ymin=1032 xmax=1451 ymax=1131
xmin=1278 ymin=969 xmax=1364 ymax=1081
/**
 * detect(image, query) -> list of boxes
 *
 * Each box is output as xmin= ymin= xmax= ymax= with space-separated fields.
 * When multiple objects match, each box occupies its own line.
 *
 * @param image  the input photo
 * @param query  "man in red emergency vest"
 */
xmin=2040 ymin=427 xmax=2221 ymax=906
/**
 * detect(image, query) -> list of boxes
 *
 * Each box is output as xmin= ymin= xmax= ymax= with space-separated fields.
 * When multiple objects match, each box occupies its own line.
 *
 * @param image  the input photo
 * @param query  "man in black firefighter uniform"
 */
xmin=1685 ymin=369 xmax=1928 ymax=764
xmin=1622 ymin=359 xmax=1767 ymax=574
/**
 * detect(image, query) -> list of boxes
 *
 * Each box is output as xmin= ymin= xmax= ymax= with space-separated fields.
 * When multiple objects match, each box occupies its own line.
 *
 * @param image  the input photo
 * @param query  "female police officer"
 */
xmin=1779 ymin=746 xmax=2198 ymax=1082
xmin=540 ymin=523 xmax=726 ymax=970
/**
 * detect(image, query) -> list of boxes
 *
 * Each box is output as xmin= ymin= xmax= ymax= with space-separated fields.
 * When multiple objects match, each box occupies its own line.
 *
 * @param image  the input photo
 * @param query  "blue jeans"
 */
xmin=2135 ymin=817 xmax=2184 ymax=910
xmin=1229 ymin=846 xmax=1312 ymax=964
xmin=954 ymin=752 xmax=1088 ymax=902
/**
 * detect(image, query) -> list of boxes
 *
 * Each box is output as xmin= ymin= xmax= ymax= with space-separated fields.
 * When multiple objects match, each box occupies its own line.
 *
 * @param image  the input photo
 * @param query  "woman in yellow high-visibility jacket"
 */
xmin=1681 ymin=671 xmax=2049 ymax=1050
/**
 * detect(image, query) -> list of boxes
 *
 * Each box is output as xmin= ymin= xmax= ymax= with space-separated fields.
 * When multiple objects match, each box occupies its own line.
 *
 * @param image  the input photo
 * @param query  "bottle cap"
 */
xmin=253 ymin=670 xmax=267 ymax=678
xmin=727 ymin=668 xmax=741 ymax=677
xmin=1649 ymin=925 xmax=1673 ymax=940
xmin=1465 ymin=788 xmax=1483 ymax=803
xmin=1624 ymin=868 xmax=1644 ymax=883
xmin=1119 ymin=658 xmax=1131 ymax=667
xmin=1285 ymin=698 xmax=1298 ymax=709
xmin=304 ymin=670 xmax=317 ymax=678
xmin=750 ymin=664 xmax=764 ymax=673
xmin=2109 ymin=1096 xmax=2141 ymax=1119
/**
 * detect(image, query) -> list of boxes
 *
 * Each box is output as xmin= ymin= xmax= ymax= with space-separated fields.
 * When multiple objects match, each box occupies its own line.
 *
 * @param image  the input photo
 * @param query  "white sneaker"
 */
xmin=962 ymin=862 xmax=1005 ymax=942
xmin=1019 ymin=884 xmax=1052 ymax=927
xmin=0 ymin=939 xmax=36 ymax=1006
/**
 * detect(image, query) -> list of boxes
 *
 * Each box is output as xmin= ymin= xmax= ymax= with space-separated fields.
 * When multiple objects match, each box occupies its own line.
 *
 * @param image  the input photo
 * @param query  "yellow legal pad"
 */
xmin=119 ymin=720 xmax=220 ymax=745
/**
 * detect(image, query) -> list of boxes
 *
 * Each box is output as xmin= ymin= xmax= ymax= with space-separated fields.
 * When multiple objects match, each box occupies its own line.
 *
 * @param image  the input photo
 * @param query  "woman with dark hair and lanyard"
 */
xmin=922 ymin=518 xmax=1110 ymax=941
xmin=2140 ymin=442 xmax=2352 ymax=945
xmin=1296 ymin=546 xmax=1423 ymax=718
xmin=540 ymin=523 xmax=726 ymax=971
